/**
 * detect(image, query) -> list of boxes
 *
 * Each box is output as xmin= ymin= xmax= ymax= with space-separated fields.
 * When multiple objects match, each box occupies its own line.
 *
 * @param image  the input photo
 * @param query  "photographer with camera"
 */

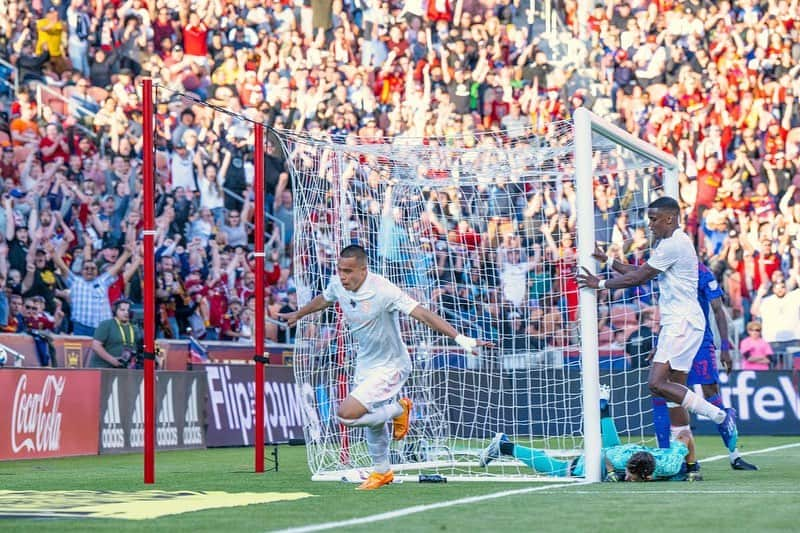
xmin=89 ymin=298 xmax=142 ymax=369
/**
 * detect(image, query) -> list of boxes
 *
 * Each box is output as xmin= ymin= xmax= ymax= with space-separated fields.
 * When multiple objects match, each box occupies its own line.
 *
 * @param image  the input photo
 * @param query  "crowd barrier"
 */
xmin=0 ymin=333 xmax=294 ymax=369
xmin=2 ymin=366 xmax=797 ymax=461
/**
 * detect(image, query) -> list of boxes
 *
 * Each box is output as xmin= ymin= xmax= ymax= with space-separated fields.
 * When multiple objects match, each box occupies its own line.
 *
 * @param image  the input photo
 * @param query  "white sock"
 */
xmin=365 ymin=423 xmax=391 ymax=473
xmin=682 ymin=390 xmax=726 ymax=424
xmin=730 ymin=450 xmax=740 ymax=461
xmin=340 ymin=402 xmax=403 ymax=427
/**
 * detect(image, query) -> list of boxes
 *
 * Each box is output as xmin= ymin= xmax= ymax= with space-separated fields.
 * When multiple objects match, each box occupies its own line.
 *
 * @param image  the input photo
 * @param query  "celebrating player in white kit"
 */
xmin=577 ymin=197 xmax=738 ymax=473
xmin=280 ymin=245 xmax=490 ymax=490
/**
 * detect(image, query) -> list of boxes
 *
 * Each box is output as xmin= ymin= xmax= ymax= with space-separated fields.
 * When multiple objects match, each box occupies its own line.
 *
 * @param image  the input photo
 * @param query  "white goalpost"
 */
xmin=573 ymin=108 xmax=679 ymax=482
xmin=283 ymin=108 xmax=679 ymax=483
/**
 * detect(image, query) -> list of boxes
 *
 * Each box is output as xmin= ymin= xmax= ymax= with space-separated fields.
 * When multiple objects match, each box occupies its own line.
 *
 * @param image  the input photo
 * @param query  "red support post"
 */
xmin=253 ymin=122 xmax=266 ymax=473
xmin=142 ymin=78 xmax=156 ymax=484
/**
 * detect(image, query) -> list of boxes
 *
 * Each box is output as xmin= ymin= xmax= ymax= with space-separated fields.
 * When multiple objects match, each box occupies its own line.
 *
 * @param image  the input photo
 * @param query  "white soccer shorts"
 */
xmin=350 ymin=366 xmax=410 ymax=412
xmin=653 ymin=319 xmax=704 ymax=372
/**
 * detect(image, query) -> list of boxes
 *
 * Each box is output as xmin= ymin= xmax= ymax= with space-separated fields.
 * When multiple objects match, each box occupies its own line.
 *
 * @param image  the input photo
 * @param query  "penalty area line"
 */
xmin=270 ymin=481 xmax=589 ymax=533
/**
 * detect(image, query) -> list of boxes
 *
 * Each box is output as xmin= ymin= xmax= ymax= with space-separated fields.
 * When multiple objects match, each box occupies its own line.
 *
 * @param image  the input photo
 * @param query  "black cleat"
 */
xmin=731 ymin=457 xmax=759 ymax=471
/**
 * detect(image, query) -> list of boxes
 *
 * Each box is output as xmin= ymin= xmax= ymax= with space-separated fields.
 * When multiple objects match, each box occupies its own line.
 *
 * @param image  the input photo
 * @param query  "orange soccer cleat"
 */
xmin=356 ymin=470 xmax=394 ymax=490
xmin=392 ymin=398 xmax=413 ymax=440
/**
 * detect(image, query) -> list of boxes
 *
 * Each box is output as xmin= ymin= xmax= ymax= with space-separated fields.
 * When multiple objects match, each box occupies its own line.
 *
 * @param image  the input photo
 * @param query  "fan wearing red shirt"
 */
xmin=40 ymin=124 xmax=71 ymax=164
xmin=450 ymin=220 xmax=482 ymax=251
xmin=723 ymin=180 xmax=751 ymax=217
xmin=182 ymin=13 xmax=208 ymax=59
xmin=695 ymin=156 xmax=723 ymax=210
xmin=205 ymin=274 xmax=230 ymax=340
xmin=763 ymin=120 xmax=788 ymax=157
xmin=427 ymin=0 xmax=453 ymax=23
xmin=23 ymin=297 xmax=58 ymax=332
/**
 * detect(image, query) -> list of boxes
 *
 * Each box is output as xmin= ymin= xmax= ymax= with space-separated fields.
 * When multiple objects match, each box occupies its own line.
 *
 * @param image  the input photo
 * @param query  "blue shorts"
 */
xmin=687 ymin=342 xmax=719 ymax=386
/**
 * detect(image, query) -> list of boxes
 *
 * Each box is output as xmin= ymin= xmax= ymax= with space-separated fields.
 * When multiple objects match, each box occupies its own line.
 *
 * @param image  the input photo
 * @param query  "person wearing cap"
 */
xmin=50 ymin=239 xmax=134 ymax=337
xmin=171 ymin=138 xmax=196 ymax=193
xmin=36 ymin=6 xmax=68 ymax=74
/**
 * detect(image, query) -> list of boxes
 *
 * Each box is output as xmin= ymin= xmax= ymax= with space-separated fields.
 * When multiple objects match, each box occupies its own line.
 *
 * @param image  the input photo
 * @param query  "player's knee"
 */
xmin=648 ymin=378 xmax=666 ymax=398
xmin=337 ymin=403 xmax=361 ymax=421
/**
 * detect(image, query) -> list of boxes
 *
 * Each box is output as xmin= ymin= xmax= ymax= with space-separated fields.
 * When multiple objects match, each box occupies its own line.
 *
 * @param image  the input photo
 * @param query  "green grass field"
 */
xmin=1 ymin=436 xmax=798 ymax=532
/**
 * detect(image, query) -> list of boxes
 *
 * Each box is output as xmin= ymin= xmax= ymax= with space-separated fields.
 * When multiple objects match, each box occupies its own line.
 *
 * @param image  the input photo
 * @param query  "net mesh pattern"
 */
xmin=282 ymin=122 xmax=668 ymax=479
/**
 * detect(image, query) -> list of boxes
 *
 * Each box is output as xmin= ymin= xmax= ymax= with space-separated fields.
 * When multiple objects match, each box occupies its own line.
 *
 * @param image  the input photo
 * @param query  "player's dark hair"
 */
xmin=340 ymin=245 xmax=368 ymax=264
xmin=626 ymin=451 xmax=656 ymax=480
xmin=647 ymin=196 xmax=680 ymax=216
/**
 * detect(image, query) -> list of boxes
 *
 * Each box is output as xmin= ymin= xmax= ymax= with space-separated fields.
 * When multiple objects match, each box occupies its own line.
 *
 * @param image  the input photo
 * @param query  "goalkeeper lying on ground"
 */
xmin=479 ymin=386 xmax=700 ymax=482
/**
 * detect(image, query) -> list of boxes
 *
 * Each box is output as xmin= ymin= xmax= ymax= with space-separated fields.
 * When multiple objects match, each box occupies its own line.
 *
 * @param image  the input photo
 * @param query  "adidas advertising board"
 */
xmin=97 ymin=370 xmax=206 ymax=454
xmin=204 ymin=364 xmax=305 ymax=446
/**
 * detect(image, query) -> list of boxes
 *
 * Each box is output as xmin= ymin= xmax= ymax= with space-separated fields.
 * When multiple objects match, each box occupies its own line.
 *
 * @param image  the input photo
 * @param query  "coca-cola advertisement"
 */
xmin=0 ymin=369 xmax=101 ymax=460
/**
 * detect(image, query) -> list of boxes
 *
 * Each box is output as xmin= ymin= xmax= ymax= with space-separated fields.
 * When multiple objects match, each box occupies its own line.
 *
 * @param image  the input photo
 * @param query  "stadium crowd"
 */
xmin=0 ymin=0 xmax=798 ymax=369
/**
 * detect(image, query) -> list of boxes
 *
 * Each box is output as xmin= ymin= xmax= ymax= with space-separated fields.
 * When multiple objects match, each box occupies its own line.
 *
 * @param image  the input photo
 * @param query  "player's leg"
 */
xmin=648 ymin=323 xmax=731 ymax=426
xmin=337 ymin=368 xmax=408 ymax=427
xmin=599 ymin=384 xmax=621 ymax=448
xmin=700 ymin=382 xmax=758 ymax=470
xmin=651 ymin=397 xmax=671 ymax=448
xmin=338 ymin=367 xmax=410 ymax=489
xmin=653 ymin=326 xmax=700 ymax=449
xmin=479 ymin=433 xmax=571 ymax=476
xmin=667 ymin=368 xmax=691 ymax=439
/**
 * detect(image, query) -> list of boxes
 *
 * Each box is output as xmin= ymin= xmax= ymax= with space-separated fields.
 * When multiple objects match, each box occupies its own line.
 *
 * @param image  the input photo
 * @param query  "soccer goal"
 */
xmin=282 ymin=108 xmax=678 ymax=483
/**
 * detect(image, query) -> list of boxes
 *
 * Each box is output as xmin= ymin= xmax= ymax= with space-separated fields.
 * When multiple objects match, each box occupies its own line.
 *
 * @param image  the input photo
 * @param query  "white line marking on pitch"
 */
xmin=271 ymin=481 xmax=589 ymax=533
xmin=272 ymin=441 xmax=800 ymax=533
xmin=698 ymin=441 xmax=800 ymax=464
xmin=564 ymin=490 xmax=800 ymax=495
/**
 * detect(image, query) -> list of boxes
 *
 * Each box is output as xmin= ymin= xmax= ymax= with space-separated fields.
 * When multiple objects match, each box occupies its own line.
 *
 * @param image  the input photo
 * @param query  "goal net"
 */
xmin=282 ymin=109 xmax=678 ymax=483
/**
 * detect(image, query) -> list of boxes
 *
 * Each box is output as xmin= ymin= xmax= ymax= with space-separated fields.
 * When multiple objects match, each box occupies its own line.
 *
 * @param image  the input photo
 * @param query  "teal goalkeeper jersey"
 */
xmin=603 ymin=441 xmax=689 ymax=479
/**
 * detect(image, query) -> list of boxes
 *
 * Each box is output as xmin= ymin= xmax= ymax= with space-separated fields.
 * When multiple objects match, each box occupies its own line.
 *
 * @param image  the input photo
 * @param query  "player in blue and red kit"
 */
xmin=652 ymin=262 xmax=757 ymax=470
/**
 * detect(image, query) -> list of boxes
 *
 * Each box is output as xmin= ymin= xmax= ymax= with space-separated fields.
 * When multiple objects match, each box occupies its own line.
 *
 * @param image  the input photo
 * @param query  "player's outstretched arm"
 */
xmin=576 ymin=263 xmax=661 ymax=290
xmin=409 ymin=306 xmax=492 ymax=353
xmin=278 ymin=294 xmax=334 ymax=327
xmin=710 ymin=297 xmax=733 ymax=372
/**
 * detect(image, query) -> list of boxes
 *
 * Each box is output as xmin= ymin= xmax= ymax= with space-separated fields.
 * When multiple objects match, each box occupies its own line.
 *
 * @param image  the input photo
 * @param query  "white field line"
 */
xmin=271 ymin=441 xmax=800 ymax=533
xmin=271 ymin=481 xmax=589 ymax=533
xmin=565 ymin=490 xmax=800 ymax=495
xmin=698 ymin=441 xmax=800 ymax=463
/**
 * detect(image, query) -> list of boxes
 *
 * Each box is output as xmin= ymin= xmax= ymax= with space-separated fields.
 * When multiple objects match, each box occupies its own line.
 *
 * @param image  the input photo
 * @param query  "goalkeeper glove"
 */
xmin=605 ymin=471 xmax=621 ymax=482
xmin=454 ymin=334 xmax=477 ymax=352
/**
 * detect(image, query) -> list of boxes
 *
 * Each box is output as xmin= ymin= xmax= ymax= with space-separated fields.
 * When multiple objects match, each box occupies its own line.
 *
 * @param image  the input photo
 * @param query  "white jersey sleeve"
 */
xmin=382 ymin=279 xmax=419 ymax=315
xmin=646 ymin=237 xmax=680 ymax=273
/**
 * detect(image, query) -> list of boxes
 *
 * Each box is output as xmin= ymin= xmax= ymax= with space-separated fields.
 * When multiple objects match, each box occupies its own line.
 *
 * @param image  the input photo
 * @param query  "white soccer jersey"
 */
xmin=646 ymin=228 xmax=705 ymax=330
xmin=322 ymin=272 xmax=419 ymax=376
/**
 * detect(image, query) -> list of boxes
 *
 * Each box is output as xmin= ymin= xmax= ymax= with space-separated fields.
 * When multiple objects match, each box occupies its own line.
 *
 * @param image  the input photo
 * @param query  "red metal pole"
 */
xmin=253 ymin=122 xmax=265 ymax=473
xmin=142 ymin=78 xmax=156 ymax=484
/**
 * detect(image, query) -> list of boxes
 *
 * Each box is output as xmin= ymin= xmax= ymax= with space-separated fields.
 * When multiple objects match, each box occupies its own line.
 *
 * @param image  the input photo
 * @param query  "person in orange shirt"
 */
xmin=9 ymin=106 xmax=40 ymax=147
